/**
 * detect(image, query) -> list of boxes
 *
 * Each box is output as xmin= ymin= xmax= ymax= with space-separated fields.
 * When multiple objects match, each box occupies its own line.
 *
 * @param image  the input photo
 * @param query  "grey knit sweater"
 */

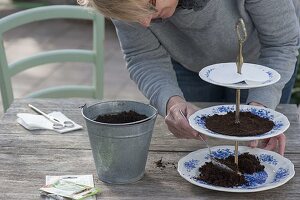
xmin=113 ymin=0 xmax=300 ymax=116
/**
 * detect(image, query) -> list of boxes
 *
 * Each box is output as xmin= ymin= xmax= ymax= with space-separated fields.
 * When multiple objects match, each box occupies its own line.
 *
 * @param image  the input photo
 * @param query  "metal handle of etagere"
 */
xmin=235 ymin=18 xmax=247 ymax=124
xmin=235 ymin=18 xmax=247 ymax=166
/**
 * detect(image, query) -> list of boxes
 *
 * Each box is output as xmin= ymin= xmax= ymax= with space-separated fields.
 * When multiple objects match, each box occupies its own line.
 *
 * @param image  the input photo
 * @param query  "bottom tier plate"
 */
xmin=177 ymin=146 xmax=294 ymax=193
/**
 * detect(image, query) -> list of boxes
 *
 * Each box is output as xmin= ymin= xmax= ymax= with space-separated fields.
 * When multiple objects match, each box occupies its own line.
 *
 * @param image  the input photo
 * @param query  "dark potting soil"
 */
xmin=155 ymin=158 xmax=166 ymax=169
xmin=197 ymin=162 xmax=246 ymax=187
xmin=95 ymin=110 xmax=148 ymax=124
xmin=205 ymin=111 xmax=274 ymax=136
xmin=154 ymin=158 xmax=177 ymax=170
xmin=197 ymin=153 xmax=265 ymax=187
xmin=216 ymin=153 xmax=265 ymax=174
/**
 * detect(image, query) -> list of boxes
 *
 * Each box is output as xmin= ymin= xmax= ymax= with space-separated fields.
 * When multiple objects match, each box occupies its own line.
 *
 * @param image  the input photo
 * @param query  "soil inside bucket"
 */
xmin=95 ymin=110 xmax=148 ymax=124
xmin=197 ymin=153 xmax=265 ymax=187
xmin=204 ymin=111 xmax=274 ymax=136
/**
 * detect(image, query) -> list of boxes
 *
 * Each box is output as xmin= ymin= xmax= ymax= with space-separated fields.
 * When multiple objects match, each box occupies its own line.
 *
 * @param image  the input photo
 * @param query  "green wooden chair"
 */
xmin=0 ymin=5 xmax=104 ymax=112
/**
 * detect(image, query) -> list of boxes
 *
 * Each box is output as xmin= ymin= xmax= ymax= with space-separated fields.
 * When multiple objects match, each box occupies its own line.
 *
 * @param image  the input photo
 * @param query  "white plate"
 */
xmin=209 ymin=63 xmax=269 ymax=84
xmin=178 ymin=146 xmax=295 ymax=193
xmin=188 ymin=105 xmax=290 ymax=141
xmin=199 ymin=63 xmax=281 ymax=89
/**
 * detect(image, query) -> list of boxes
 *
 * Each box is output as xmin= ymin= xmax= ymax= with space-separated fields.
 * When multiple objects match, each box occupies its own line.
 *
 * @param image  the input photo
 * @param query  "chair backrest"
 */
xmin=0 ymin=5 xmax=104 ymax=112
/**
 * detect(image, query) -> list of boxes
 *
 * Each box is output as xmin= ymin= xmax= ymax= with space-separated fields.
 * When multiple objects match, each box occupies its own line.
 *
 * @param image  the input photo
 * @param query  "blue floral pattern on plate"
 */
xmin=204 ymin=68 xmax=214 ymax=78
xmin=184 ymin=159 xmax=199 ymax=172
xmin=189 ymin=105 xmax=290 ymax=141
xmin=272 ymin=168 xmax=289 ymax=183
xmin=204 ymin=148 xmax=234 ymax=160
xmin=259 ymin=154 xmax=278 ymax=166
xmin=178 ymin=146 xmax=295 ymax=192
xmin=243 ymin=171 xmax=268 ymax=188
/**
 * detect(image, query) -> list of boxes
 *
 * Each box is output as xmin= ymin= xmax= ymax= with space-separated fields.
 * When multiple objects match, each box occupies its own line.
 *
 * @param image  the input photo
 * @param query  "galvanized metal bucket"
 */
xmin=81 ymin=100 xmax=158 ymax=184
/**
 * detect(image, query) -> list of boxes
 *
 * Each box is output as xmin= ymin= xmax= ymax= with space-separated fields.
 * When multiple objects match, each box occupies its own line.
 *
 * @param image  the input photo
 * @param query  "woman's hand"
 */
xmin=249 ymin=134 xmax=286 ymax=155
xmin=165 ymin=96 xmax=206 ymax=139
xmin=248 ymin=102 xmax=286 ymax=155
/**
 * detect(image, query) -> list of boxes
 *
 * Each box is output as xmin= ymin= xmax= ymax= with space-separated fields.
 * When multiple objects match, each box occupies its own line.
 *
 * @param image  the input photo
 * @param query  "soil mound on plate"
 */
xmin=95 ymin=110 xmax=148 ymax=123
xmin=197 ymin=153 xmax=265 ymax=187
xmin=205 ymin=111 xmax=274 ymax=136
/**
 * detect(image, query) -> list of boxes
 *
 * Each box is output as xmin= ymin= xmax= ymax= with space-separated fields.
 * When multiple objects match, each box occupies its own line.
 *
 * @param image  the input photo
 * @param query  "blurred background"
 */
xmin=0 ymin=0 xmax=147 ymax=116
xmin=0 ymin=0 xmax=299 ymax=117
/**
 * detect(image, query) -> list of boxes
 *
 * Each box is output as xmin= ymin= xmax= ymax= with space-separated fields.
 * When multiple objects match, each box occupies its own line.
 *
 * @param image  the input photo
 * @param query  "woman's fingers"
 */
xmin=260 ymin=134 xmax=286 ymax=155
xmin=165 ymin=109 xmax=193 ymax=138
xmin=277 ymin=134 xmax=286 ymax=156
xmin=165 ymin=104 xmax=202 ymax=139
xmin=168 ymin=125 xmax=192 ymax=139
xmin=165 ymin=111 xmax=187 ymax=138
xmin=248 ymin=140 xmax=258 ymax=148
xmin=263 ymin=137 xmax=278 ymax=152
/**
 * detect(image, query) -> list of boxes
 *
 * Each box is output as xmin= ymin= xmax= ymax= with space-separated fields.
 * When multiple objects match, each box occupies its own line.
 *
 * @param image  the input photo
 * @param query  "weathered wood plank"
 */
xmin=0 ymin=148 xmax=298 ymax=172
xmin=1 ymin=125 xmax=300 ymax=153
xmin=0 ymin=151 xmax=299 ymax=200
xmin=0 ymin=122 xmax=299 ymax=153
xmin=0 ymin=121 xmax=300 ymax=153
xmin=3 ymin=99 xmax=298 ymax=117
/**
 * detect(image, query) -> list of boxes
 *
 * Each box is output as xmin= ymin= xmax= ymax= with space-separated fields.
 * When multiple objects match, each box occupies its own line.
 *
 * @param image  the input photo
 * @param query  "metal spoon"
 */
xmin=179 ymin=110 xmax=236 ymax=173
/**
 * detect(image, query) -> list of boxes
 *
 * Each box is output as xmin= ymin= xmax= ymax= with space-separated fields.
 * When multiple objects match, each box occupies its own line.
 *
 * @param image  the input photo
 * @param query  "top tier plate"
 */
xmin=199 ymin=63 xmax=281 ymax=89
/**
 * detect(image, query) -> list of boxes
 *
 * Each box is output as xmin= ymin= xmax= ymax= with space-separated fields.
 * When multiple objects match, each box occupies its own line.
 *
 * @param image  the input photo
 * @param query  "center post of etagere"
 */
xmin=234 ymin=18 xmax=248 ymax=165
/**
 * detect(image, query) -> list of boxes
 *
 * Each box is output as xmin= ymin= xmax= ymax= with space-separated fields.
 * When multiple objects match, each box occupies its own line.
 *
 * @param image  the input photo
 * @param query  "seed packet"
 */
xmin=40 ymin=178 xmax=100 ymax=200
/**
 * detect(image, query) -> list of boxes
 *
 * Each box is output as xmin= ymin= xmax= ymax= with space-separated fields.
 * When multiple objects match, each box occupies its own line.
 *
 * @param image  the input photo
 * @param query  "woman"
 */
xmin=79 ymin=0 xmax=300 ymax=155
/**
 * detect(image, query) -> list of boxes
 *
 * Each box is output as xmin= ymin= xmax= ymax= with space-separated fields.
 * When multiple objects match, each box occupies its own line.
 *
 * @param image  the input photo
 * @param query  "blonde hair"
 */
xmin=77 ymin=0 xmax=156 ymax=22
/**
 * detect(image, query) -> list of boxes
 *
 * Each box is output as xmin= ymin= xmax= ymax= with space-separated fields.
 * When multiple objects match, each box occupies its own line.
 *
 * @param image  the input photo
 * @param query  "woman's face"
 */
xmin=139 ymin=0 xmax=179 ymax=27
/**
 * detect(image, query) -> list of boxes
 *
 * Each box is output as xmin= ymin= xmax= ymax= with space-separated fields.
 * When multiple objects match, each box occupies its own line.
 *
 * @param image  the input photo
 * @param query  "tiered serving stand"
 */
xmin=177 ymin=19 xmax=295 ymax=192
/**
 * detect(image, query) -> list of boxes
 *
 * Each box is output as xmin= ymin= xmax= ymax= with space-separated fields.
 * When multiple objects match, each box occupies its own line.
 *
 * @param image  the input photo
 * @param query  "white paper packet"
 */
xmin=40 ymin=176 xmax=100 ymax=200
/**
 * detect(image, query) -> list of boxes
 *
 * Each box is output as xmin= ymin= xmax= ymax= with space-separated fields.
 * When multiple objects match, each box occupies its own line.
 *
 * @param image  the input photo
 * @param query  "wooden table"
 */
xmin=1 ymin=98 xmax=299 ymax=200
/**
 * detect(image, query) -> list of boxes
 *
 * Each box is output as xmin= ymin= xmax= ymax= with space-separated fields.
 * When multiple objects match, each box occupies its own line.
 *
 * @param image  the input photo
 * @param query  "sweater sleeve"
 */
xmin=245 ymin=0 xmax=300 ymax=109
xmin=112 ymin=20 xmax=184 ymax=116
